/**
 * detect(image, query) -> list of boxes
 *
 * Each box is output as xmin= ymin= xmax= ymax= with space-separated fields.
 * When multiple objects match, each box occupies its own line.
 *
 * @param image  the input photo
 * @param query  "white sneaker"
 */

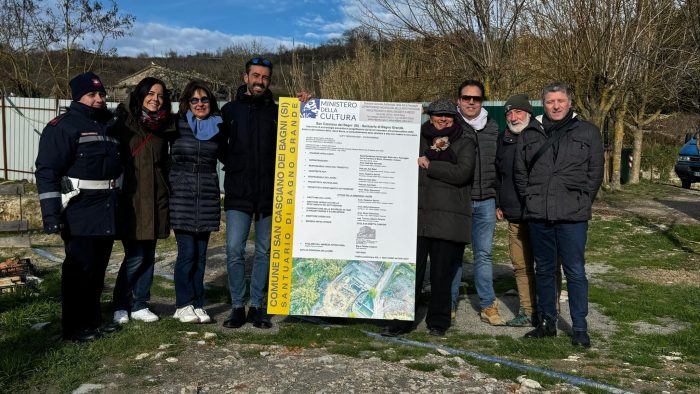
xmin=131 ymin=308 xmax=159 ymax=322
xmin=173 ymin=305 xmax=199 ymax=323
xmin=194 ymin=308 xmax=211 ymax=323
xmin=113 ymin=310 xmax=129 ymax=324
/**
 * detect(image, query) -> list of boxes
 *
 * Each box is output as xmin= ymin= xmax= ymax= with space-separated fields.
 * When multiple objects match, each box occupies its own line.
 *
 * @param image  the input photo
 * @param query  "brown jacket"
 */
xmin=117 ymin=104 xmax=174 ymax=240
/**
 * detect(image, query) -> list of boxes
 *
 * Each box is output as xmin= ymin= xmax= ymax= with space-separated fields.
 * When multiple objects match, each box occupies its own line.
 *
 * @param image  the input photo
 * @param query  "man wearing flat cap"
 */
xmin=35 ymin=72 xmax=122 ymax=342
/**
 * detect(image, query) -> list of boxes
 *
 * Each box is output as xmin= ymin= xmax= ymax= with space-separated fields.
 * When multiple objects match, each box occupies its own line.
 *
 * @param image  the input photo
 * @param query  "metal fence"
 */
xmin=0 ymin=96 xmax=119 ymax=182
xmin=0 ymin=95 xmax=229 ymax=189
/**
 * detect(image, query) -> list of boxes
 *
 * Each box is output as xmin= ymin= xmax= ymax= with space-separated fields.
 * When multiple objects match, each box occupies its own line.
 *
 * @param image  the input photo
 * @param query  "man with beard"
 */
xmin=514 ymin=82 xmax=604 ymax=348
xmin=495 ymin=94 xmax=538 ymax=327
xmin=220 ymin=57 xmax=277 ymax=329
xmin=221 ymin=58 xmax=307 ymax=329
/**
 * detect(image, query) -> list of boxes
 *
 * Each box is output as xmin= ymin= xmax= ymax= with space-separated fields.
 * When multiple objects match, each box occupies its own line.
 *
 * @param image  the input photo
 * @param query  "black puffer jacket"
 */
xmin=495 ymin=124 xmax=529 ymax=222
xmin=418 ymin=123 xmax=476 ymax=243
xmin=456 ymin=116 xmax=498 ymax=200
xmin=220 ymin=85 xmax=278 ymax=217
xmin=168 ymin=117 xmax=226 ymax=233
xmin=514 ymin=114 xmax=604 ymax=222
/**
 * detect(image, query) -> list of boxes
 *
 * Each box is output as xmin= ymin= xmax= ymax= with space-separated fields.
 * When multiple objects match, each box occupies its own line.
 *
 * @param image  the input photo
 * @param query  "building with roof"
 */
xmin=107 ymin=63 xmax=232 ymax=103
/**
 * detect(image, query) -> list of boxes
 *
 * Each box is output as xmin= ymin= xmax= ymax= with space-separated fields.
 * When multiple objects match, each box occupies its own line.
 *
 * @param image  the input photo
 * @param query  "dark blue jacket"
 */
xmin=35 ymin=102 xmax=122 ymax=235
xmin=168 ymin=117 xmax=226 ymax=233
xmin=220 ymin=85 xmax=278 ymax=217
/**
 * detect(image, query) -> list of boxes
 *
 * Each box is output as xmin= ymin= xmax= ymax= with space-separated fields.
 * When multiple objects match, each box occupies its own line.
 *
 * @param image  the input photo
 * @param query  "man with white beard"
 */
xmin=495 ymin=94 xmax=539 ymax=327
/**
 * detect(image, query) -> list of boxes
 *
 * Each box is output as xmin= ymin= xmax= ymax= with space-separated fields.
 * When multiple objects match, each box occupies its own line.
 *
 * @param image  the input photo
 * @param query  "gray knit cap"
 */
xmin=427 ymin=99 xmax=457 ymax=116
xmin=504 ymin=94 xmax=533 ymax=114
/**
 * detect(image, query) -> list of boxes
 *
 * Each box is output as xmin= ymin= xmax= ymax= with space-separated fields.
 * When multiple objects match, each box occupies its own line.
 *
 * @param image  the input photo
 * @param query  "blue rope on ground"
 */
xmin=31 ymin=247 xmax=63 ymax=263
xmin=364 ymin=331 xmax=634 ymax=394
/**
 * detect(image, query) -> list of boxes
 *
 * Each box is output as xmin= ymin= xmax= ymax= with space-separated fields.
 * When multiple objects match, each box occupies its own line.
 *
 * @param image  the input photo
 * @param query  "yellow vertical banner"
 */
xmin=267 ymin=97 xmax=300 ymax=314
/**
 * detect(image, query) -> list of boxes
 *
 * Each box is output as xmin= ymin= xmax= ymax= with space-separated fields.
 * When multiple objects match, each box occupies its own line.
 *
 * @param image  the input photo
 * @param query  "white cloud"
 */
xmin=296 ymin=3 xmax=361 ymax=43
xmin=108 ymin=22 xmax=309 ymax=57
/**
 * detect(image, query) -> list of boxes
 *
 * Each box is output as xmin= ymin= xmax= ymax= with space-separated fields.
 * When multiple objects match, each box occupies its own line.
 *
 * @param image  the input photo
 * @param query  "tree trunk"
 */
xmin=630 ymin=126 xmax=643 ymax=184
xmin=610 ymin=101 xmax=627 ymax=190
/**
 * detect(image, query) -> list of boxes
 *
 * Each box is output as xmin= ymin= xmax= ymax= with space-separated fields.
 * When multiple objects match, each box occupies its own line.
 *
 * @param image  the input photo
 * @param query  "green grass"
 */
xmin=598 ymin=181 xmax=684 ymax=203
xmin=2 ymin=183 xmax=699 ymax=393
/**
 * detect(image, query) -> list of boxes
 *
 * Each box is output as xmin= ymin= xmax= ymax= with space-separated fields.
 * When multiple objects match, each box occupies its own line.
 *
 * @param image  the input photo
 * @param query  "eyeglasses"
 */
xmin=460 ymin=95 xmax=483 ymax=102
xmin=189 ymin=96 xmax=210 ymax=104
xmin=431 ymin=113 xmax=454 ymax=118
xmin=250 ymin=57 xmax=272 ymax=67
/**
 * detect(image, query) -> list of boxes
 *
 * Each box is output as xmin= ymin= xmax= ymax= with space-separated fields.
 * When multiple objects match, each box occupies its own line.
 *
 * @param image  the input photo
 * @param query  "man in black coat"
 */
xmin=35 ymin=72 xmax=122 ymax=341
xmin=220 ymin=57 xmax=278 ymax=329
xmin=514 ymin=82 xmax=604 ymax=348
xmin=453 ymin=80 xmax=504 ymax=325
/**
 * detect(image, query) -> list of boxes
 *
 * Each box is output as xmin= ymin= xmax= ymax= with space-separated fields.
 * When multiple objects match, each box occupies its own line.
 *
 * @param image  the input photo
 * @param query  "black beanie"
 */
xmin=504 ymin=94 xmax=533 ymax=114
xmin=69 ymin=72 xmax=106 ymax=102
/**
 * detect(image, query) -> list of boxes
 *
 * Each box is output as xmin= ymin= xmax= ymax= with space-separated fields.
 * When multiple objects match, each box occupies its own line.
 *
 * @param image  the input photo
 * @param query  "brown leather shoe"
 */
xmin=480 ymin=301 xmax=506 ymax=326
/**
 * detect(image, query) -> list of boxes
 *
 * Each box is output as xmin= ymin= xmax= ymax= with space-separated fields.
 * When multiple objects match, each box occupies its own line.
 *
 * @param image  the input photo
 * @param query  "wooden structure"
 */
xmin=107 ymin=63 xmax=232 ymax=103
xmin=0 ymin=184 xmax=30 ymax=247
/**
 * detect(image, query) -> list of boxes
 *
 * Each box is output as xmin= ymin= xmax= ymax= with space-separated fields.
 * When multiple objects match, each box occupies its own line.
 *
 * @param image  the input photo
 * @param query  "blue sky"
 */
xmin=108 ymin=1 xmax=361 ymax=57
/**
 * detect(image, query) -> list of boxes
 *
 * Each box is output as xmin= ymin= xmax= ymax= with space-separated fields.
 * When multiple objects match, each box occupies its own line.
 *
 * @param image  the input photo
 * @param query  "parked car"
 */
xmin=674 ymin=132 xmax=700 ymax=189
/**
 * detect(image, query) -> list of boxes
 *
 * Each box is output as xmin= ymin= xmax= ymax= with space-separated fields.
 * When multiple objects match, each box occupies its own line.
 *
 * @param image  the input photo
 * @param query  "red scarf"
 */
xmin=140 ymin=108 xmax=168 ymax=131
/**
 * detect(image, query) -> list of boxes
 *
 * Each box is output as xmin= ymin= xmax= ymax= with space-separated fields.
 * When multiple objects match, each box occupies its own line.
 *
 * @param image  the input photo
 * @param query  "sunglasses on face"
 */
xmin=189 ymin=96 xmax=210 ymax=104
xmin=460 ymin=95 xmax=483 ymax=103
xmin=250 ymin=57 xmax=272 ymax=67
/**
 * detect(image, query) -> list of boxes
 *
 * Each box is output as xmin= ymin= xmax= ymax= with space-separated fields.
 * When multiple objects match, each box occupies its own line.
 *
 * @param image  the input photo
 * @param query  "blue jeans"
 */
xmin=225 ymin=210 xmax=272 ymax=308
xmin=470 ymin=198 xmax=497 ymax=309
xmin=113 ymin=239 xmax=157 ymax=312
xmin=528 ymin=221 xmax=589 ymax=332
xmin=174 ymin=231 xmax=210 ymax=308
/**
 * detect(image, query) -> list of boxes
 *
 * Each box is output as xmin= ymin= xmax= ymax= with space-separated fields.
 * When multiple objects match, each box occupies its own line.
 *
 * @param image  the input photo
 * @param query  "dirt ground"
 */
xmin=15 ymin=184 xmax=700 ymax=393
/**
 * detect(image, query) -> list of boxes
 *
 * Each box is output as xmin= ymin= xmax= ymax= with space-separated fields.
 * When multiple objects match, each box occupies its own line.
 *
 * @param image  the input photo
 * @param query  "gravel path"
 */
xmin=24 ymin=185 xmax=700 ymax=394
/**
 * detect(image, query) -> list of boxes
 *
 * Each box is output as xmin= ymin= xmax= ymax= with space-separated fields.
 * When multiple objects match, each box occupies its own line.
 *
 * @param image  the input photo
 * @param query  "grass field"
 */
xmin=1 ymin=182 xmax=698 ymax=393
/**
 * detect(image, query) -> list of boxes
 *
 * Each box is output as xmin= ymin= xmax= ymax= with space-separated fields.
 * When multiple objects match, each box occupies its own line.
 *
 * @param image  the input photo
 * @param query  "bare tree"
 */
xmin=0 ymin=0 xmax=43 ymax=96
xmin=31 ymin=0 xmax=134 ymax=97
xmin=679 ymin=0 xmax=700 ymax=112
xmin=623 ymin=0 xmax=690 ymax=184
xmin=526 ymin=0 xmax=690 ymax=188
xmin=354 ymin=0 xmax=527 ymax=97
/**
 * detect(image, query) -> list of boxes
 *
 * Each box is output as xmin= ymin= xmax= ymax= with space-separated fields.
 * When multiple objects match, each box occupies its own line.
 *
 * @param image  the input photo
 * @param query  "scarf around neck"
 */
xmin=421 ymin=121 xmax=462 ymax=164
xmin=542 ymin=110 xmax=576 ymax=136
xmin=186 ymin=110 xmax=222 ymax=141
xmin=461 ymin=107 xmax=488 ymax=131
xmin=140 ymin=108 xmax=168 ymax=131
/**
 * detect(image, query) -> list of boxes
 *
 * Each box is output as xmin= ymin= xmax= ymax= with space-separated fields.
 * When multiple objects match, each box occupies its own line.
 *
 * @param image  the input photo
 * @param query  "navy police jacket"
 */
xmin=35 ymin=102 xmax=122 ymax=236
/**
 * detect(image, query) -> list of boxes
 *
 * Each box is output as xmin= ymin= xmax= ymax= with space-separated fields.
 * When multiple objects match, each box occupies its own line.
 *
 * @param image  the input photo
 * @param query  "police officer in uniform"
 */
xmin=35 ymin=72 xmax=122 ymax=342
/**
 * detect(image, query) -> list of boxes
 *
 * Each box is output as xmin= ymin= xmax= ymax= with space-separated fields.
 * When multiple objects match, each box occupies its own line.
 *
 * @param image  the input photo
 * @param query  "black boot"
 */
xmin=248 ymin=306 xmax=272 ymax=329
xmin=223 ymin=307 xmax=246 ymax=328
xmin=381 ymin=321 xmax=413 ymax=337
xmin=571 ymin=331 xmax=591 ymax=348
xmin=524 ymin=314 xmax=557 ymax=338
